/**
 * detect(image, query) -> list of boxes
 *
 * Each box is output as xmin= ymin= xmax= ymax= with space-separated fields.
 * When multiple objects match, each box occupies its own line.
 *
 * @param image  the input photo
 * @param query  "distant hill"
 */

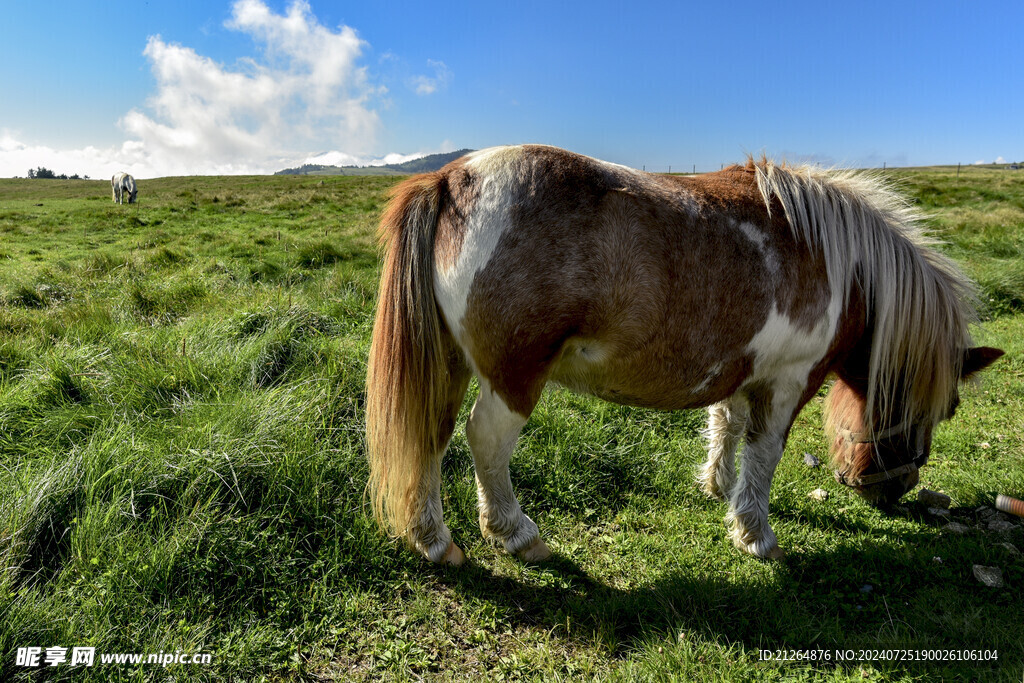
xmin=275 ymin=149 xmax=474 ymax=176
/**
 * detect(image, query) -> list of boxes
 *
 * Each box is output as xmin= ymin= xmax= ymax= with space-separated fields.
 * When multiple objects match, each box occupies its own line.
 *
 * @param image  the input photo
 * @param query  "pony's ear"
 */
xmin=961 ymin=346 xmax=1005 ymax=379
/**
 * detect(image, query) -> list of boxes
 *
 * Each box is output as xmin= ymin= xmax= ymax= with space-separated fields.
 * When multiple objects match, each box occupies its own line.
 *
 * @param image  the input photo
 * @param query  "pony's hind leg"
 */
xmin=698 ymin=398 xmax=749 ymax=500
xmin=391 ymin=352 xmax=471 ymax=565
xmin=466 ymin=379 xmax=550 ymax=562
xmin=405 ymin=363 xmax=472 ymax=565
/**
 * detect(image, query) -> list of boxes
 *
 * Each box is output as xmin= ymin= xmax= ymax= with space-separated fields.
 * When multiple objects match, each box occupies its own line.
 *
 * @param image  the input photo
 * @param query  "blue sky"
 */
xmin=0 ymin=0 xmax=1021 ymax=177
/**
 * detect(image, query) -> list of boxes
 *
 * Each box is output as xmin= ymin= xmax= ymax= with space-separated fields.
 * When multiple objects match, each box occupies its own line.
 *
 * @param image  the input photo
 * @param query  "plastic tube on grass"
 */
xmin=995 ymin=494 xmax=1024 ymax=518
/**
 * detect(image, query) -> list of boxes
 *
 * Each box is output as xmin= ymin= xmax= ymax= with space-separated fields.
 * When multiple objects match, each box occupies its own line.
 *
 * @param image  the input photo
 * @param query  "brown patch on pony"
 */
xmin=824 ymin=378 xmax=873 ymax=475
xmin=672 ymin=165 xmax=832 ymax=330
xmin=378 ymin=155 xmax=479 ymax=279
xmin=459 ymin=150 xmax=823 ymax=415
xmin=433 ymin=155 xmax=479 ymax=273
xmin=819 ymin=368 xmax=925 ymax=507
xmin=823 ymin=377 xmax=924 ymax=505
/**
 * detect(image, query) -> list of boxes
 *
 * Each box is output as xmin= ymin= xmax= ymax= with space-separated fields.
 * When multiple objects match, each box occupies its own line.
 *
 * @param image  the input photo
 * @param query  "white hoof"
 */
xmin=732 ymin=533 xmax=785 ymax=560
xmin=441 ymin=541 xmax=466 ymax=566
xmin=515 ymin=537 xmax=552 ymax=563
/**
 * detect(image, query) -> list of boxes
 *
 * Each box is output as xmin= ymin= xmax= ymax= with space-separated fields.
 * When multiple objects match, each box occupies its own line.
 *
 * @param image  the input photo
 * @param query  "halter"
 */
xmin=833 ymin=420 xmax=930 ymax=487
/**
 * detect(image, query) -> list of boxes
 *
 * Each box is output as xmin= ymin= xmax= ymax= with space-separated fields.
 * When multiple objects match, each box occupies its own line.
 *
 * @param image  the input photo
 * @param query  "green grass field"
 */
xmin=1 ymin=166 xmax=1022 ymax=681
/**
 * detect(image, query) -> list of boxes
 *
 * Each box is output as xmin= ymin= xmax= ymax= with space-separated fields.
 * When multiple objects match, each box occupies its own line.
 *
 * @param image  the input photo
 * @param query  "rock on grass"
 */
xmin=918 ymin=488 xmax=951 ymax=509
xmin=972 ymin=565 xmax=1004 ymax=588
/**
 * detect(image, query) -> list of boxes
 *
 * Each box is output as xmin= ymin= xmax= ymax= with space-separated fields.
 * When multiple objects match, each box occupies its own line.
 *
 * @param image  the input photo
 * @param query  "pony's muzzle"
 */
xmin=847 ymin=468 xmax=920 ymax=508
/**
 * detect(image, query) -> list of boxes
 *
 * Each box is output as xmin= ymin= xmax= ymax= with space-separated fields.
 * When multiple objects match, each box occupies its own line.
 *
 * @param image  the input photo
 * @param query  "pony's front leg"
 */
xmin=467 ymin=381 xmax=550 ymax=562
xmin=725 ymin=385 xmax=799 ymax=560
xmin=698 ymin=398 xmax=749 ymax=500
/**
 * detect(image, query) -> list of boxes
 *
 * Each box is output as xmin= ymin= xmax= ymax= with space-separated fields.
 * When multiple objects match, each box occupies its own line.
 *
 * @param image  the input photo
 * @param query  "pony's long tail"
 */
xmin=366 ymin=173 xmax=466 ymax=547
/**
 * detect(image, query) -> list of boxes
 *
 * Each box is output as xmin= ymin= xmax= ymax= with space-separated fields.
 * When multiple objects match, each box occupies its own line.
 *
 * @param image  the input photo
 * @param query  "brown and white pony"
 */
xmin=365 ymin=145 xmax=1003 ymax=565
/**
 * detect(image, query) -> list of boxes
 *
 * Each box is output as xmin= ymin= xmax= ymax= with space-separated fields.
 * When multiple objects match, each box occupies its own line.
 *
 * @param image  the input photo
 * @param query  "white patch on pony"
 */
xmin=435 ymin=146 xmax=525 ymax=342
xmin=724 ymin=293 xmax=842 ymax=557
xmin=463 ymin=145 xmax=523 ymax=174
xmin=466 ymin=377 xmax=540 ymax=554
xmin=575 ymin=343 xmax=603 ymax=362
xmin=735 ymin=221 xmax=778 ymax=275
xmin=746 ymin=298 xmax=838 ymax=380
xmin=591 ymin=154 xmax=645 ymax=177
xmin=693 ymin=361 xmax=724 ymax=394
xmin=547 ymin=338 xmax=617 ymax=397
xmin=737 ymin=221 xmax=767 ymax=250
xmin=563 ymin=338 xmax=612 ymax=368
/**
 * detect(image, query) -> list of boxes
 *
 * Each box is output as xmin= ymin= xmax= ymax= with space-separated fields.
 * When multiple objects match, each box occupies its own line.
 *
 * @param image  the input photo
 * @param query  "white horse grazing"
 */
xmin=111 ymin=172 xmax=138 ymax=204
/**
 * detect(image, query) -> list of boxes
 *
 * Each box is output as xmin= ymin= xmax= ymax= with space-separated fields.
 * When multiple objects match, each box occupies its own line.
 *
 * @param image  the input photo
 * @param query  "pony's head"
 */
xmin=825 ymin=346 xmax=1004 ymax=507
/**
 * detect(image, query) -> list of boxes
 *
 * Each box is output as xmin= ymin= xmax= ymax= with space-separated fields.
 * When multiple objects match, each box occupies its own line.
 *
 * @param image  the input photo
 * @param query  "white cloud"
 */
xmin=995 ymin=156 xmax=1006 ymax=164
xmin=0 ymin=0 xmax=443 ymax=178
xmin=301 ymin=149 xmax=427 ymax=167
xmin=0 ymin=131 xmax=126 ymax=179
xmin=409 ymin=60 xmax=452 ymax=96
xmin=121 ymin=0 xmax=381 ymax=176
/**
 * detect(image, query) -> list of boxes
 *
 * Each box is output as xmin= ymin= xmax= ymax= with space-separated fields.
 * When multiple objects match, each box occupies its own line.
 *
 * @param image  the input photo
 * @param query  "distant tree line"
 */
xmin=27 ymin=166 xmax=89 ymax=180
xmin=276 ymin=164 xmax=335 ymax=176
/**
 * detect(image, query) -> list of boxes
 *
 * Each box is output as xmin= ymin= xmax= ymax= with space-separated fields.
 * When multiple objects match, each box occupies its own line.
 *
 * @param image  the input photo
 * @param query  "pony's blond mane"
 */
xmin=753 ymin=160 xmax=977 ymax=436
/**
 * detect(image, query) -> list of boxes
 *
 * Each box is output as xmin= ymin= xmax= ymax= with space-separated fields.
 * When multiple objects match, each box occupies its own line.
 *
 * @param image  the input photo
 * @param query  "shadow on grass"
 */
xmin=443 ymin=520 xmax=1023 ymax=676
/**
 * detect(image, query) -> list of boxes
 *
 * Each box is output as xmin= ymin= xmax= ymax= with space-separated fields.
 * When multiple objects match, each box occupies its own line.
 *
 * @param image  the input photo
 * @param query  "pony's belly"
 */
xmin=548 ymin=342 xmax=748 ymax=410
